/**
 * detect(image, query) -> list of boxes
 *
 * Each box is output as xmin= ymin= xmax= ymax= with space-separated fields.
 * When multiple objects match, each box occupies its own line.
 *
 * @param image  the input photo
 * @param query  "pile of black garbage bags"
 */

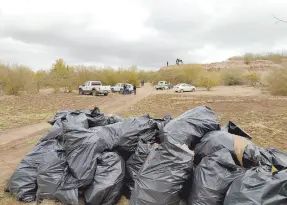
xmin=5 ymin=106 xmax=287 ymax=205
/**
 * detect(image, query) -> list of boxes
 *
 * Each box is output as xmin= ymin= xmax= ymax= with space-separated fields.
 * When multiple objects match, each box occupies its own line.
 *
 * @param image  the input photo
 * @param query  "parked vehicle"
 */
xmin=78 ymin=81 xmax=111 ymax=96
xmin=155 ymin=81 xmax=171 ymax=90
xmin=174 ymin=83 xmax=196 ymax=93
xmin=111 ymin=83 xmax=134 ymax=93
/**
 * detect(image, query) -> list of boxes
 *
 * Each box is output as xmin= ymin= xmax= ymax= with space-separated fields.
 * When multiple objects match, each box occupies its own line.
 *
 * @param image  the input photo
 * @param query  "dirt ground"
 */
xmin=156 ymin=85 xmax=265 ymax=96
xmin=0 ymin=85 xmax=286 ymax=205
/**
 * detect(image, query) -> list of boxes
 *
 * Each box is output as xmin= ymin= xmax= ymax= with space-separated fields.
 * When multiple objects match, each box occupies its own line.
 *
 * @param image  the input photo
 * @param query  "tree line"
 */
xmin=0 ymin=58 xmax=286 ymax=95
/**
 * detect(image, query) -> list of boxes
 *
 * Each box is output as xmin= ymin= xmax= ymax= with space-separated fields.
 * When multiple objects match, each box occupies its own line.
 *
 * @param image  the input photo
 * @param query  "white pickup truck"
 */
xmin=78 ymin=81 xmax=111 ymax=96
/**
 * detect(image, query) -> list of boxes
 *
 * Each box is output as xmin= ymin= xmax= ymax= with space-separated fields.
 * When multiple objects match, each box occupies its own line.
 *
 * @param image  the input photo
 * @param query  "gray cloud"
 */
xmin=1 ymin=0 xmax=287 ymax=70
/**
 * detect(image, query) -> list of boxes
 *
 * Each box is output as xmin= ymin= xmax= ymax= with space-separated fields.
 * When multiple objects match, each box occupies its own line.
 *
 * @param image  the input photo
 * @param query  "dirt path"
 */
xmin=0 ymin=83 xmax=153 ymax=146
xmin=155 ymin=85 xmax=264 ymax=96
xmin=94 ymin=83 xmax=154 ymax=114
xmin=0 ymin=84 xmax=154 ymax=189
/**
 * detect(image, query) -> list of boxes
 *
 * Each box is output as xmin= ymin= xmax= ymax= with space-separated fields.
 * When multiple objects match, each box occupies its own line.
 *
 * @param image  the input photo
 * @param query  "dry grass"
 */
xmin=0 ymin=92 xmax=116 ymax=133
xmin=126 ymin=94 xmax=287 ymax=151
xmin=1 ymin=93 xmax=287 ymax=205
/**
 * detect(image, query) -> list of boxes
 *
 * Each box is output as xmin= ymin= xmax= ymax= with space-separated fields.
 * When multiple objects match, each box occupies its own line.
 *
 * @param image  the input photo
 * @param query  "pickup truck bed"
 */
xmin=78 ymin=81 xmax=110 ymax=96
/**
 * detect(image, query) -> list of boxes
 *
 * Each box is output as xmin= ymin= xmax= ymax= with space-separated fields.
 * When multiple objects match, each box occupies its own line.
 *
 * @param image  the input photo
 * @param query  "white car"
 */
xmin=174 ymin=83 xmax=196 ymax=93
xmin=111 ymin=83 xmax=134 ymax=93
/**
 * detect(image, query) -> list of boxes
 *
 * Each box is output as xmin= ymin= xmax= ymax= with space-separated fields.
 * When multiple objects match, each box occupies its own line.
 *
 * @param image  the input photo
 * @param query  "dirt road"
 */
xmin=155 ymin=85 xmax=264 ymax=96
xmin=0 ymin=83 xmax=154 ymax=145
xmin=0 ymin=84 xmax=154 ymax=192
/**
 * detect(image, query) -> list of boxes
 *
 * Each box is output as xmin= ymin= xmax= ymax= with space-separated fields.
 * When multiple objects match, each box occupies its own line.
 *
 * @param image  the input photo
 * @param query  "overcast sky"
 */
xmin=0 ymin=0 xmax=287 ymax=70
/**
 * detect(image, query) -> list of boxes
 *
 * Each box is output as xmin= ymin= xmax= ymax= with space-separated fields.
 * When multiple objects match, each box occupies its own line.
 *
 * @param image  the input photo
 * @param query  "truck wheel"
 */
xmin=79 ymin=89 xmax=83 ymax=95
xmin=192 ymin=88 xmax=195 ymax=92
xmin=104 ymin=91 xmax=108 ymax=96
xmin=180 ymin=89 xmax=184 ymax=93
xmin=92 ymin=90 xmax=97 ymax=96
xmin=111 ymin=88 xmax=115 ymax=93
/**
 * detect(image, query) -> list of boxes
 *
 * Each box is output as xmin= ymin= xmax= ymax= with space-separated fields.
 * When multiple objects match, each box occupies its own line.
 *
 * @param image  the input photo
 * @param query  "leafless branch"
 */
xmin=273 ymin=13 xmax=287 ymax=24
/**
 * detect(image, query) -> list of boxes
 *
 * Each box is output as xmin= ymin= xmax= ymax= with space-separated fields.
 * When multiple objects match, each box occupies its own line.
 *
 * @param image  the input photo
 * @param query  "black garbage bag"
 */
xmin=37 ymin=151 xmax=79 ymax=205
xmin=61 ymin=126 xmax=121 ymax=188
xmin=5 ymin=140 xmax=62 ymax=202
xmin=188 ymin=148 xmax=246 ymax=205
xmin=84 ymin=152 xmax=125 ymax=205
xmin=40 ymin=107 xmax=121 ymax=142
xmin=130 ymin=141 xmax=194 ymax=205
xmin=117 ymin=115 xmax=159 ymax=153
xmin=194 ymin=130 xmax=235 ymax=165
xmin=221 ymin=121 xmax=252 ymax=140
xmin=126 ymin=140 xmax=155 ymax=194
xmin=261 ymin=169 xmax=287 ymax=205
xmin=154 ymin=115 xmax=173 ymax=130
xmin=61 ymin=116 xmax=158 ymax=188
xmin=224 ymin=167 xmax=287 ymax=205
xmin=161 ymin=106 xmax=220 ymax=147
xmin=268 ymin=148 xmax=287 ymax=171
xmin=48 ymin=107 xmax=123 ymax=127
xmin=39 ymin=119 xmax=63 ymax=142
xmin=40 ymin=112 xmax=91 ymax=142
xmin=194 ymin=128 xmax=267 ymax=168
xmin=130 ymin=107 xmax=219 ymax=205
xmin=194 ymin=121 xmax=252 ymax=165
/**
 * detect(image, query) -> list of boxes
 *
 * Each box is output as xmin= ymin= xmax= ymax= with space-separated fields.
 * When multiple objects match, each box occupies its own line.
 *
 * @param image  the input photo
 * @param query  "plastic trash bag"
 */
xmin=37 ymin=151 xmax=79 ymax=205
xmin=39 ymin=119 xmax=63 ymax=142
xmin=194 ymin=130 xmax=236 ymax=165
xmin=261 ymin=169 xmax=287 ymax=205
xmin=194 ymin=121 xmax=252 ymax=165
xmin=130 ymin=106 xmax=219 ymax=205
xmin=117 ymin=115 xmax=159 ymax=153
xmin=130 ymin=141 xmax=194 ymax=205
xmin=194 ymin=128 xmax=266 ymax=168
xmin=84 ymin=152 xmax=125 ymax=205
xmin=61 ymin=116 xmax=158 ymax=188
xmin=40 ymin=107 xmax=123 ymax=142
xmin=268 ymin=148 xmax=287 ymax=171
xmin=5 ymin=140 xmax=62 ymax=202
xmin=221 ymin=121 xmax=252 ymax=140
xmin=188 ymin=148 xmax=246 ymax=205
xmin=40 ymin=112 xmax=90 ymax=142
xmin=154 ymin=115 xmax=173 ymax=130
xmin=48 ymin=107 xmax=123 ymax=127
xmin=126 ymin=140 xmax=155 ymax=193
xmin=61 ymin=126 xmax=121 ymax=188
xmin=162 ymin=106 xmax=220 ymax=147
xmin=224 ymin=167 xmax=287 ymax=205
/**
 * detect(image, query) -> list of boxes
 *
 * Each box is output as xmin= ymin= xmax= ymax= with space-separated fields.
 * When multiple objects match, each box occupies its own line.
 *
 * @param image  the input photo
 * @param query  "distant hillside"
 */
xmin=160 ymin=54 xmax=287 ymax=72
xmin=203 ymin=59 xmax=284 ymax=71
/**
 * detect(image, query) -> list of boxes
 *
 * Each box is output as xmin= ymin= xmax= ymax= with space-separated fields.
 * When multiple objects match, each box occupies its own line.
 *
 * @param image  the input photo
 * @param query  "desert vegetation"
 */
xmin=228 ymin=52 xmax=287 ymax=64
xmin=1 ymin=53 xmax=287 ymax=95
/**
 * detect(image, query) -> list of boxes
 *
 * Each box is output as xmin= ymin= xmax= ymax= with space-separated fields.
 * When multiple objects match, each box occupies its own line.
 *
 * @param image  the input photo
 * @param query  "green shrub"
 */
xmin=150 ymin=64 xmax=204 ymax=86
xmin=197 ymin=72 xmax=219 ymax=91
xmin=221 ymin=68 xmax=244 ymax=86
xmin=0 ymin=65 xmax=35 ymax=95
xmin=266 ymin=68 xmax=287 ymax=95
xmin=243 ymin=72 xmax=261 ymax=86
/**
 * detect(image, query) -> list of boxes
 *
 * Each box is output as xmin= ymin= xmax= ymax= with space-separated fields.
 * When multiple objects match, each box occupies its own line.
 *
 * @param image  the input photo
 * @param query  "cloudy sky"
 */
xmin=0 ymin=0 xmax=287 ymax=70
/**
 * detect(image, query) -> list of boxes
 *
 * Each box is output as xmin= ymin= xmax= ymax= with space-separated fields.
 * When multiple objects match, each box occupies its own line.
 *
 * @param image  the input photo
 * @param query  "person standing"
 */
xmin=133 ymin=84 xmax=137 ymax=95
xmin=123 ymin=84 xmax=127 ymax=95
xmin=167 ymin=61 xmax=169 ymax=67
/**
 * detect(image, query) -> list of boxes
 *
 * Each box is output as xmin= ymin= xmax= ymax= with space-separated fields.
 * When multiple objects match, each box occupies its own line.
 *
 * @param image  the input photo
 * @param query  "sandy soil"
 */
xmin=155 ymin=85 xmax=264 ymax=96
